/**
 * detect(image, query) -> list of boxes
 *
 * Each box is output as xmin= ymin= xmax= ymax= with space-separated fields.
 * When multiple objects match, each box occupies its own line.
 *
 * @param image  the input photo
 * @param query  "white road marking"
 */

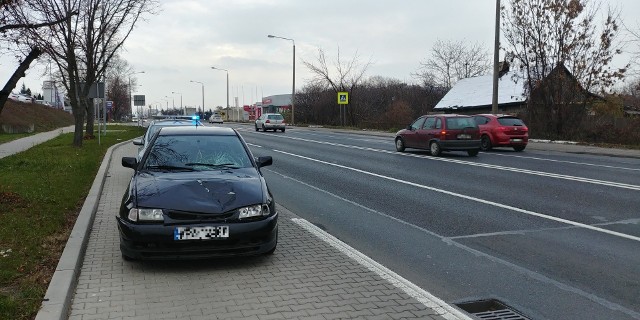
xmin=274 ymin=149 xmax=640 ymax=243
xmin=291 ymin=218 xmax=473 ymax=320
xmin=247 ymin=132 xmax=640 ymax=191
xmin=488 ymin=152 xmax=640 ymax=171
xmin=270 ymin=170 xmax=640 ymax=319
xmin=246 ymin=143 xmax=262 ymax=148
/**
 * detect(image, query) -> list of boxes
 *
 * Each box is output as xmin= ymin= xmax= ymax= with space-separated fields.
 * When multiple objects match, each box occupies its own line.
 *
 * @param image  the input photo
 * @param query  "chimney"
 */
xmin=498 ymin=61 xmax=510 ymax=77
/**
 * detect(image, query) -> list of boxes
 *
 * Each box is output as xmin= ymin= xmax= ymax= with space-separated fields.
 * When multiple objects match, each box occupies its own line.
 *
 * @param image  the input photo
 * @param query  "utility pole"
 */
xmin=491 ymin=0 xmax=500 ymax=115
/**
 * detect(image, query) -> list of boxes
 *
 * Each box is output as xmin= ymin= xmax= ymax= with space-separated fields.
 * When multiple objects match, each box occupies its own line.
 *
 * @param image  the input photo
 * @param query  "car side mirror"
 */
xmin=122 ymin=157 xmax=138 ymax=169
xmin=132 ymin=138 xmax=143 ymax=146
xmin=256 ymin=156 xmax=273 ymax=168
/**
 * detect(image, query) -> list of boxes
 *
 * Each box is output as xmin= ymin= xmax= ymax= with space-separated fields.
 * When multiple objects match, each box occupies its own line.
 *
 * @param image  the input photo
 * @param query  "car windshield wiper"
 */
xmin=145 ymin=165 xmax=195 ymax=171
xmin=184 ymin=162 xmax=240 ymax=169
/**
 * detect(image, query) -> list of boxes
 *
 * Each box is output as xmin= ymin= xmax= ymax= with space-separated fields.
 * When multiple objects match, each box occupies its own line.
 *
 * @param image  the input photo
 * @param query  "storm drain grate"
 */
xmin=455 ymin=299 xmax=530 ymax=320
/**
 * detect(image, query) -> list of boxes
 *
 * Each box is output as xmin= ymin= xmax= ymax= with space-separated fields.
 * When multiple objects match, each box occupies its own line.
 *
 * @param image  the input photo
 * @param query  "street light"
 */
xmin=172 ymin=91 xmax=183 ymax=115
xmin=267 ymin=34 xmax=295 ymax=125
xmin=190 ymin=80 xmax=204 ymax=115
xmin=211 ymin=67 xmax=229 ymax=120
xmin=128 ymin=71 xmax=145 ymax=124
xmin=165 ymin=95 xmax=174 ymax=108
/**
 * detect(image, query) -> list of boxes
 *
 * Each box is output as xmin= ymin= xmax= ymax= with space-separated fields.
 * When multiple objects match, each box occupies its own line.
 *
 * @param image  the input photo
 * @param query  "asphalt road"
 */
xmin=218 ymin=123 xmax=640 ymax=320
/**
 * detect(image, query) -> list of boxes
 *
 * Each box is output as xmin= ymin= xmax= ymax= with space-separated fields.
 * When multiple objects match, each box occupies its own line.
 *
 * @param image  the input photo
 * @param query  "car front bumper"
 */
xmin=116 ymin=213 xmax=278 ymax=259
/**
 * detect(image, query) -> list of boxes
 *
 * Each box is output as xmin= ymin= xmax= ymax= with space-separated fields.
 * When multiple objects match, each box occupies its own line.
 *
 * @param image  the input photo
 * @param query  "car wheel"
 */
xmin=430 ymin=141 xmax=441 ymax=156
xmin=121 ymin=253 xmax=135 ymax=261
xmin=395 ymin=138 xmax=405 ymax=152
xmin=255 ymin=125 xmax=259 ymax=131
xmin=281 ymin=128 xmax=285 ymax=132
xmin=513 ymin=145 xmax=526 ymax=152
xmin=468 ymin=149 xmax=479 ymax=157
xmin=480 ymin=135 xmax=492 ymax=151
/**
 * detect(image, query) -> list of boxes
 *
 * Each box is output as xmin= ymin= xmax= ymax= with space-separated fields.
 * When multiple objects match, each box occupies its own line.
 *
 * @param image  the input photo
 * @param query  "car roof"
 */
xmin=158 ymin=126 xmax=237 ymax=136
xmin=475 ymin=113 xmax=520 ymax=118
xmin=150 ymin=119 xmax=200 ymax=126
xmin=421 ymin=114 xmax=471 ymax=118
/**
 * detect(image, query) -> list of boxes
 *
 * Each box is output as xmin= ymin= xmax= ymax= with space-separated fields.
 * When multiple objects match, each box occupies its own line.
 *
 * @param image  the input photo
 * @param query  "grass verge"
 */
xmin=0 ymin=125 xmax=144 ymax=320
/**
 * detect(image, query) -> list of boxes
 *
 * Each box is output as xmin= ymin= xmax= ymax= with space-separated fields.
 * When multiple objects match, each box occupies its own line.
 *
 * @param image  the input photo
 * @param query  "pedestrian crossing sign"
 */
xmin=338 ymin=92 xmax=348 ymax=105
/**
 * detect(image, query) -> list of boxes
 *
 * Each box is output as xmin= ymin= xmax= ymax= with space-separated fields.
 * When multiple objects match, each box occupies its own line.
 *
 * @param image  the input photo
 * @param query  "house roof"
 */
xmin=433 ymin=72 xmax=527 ymax=110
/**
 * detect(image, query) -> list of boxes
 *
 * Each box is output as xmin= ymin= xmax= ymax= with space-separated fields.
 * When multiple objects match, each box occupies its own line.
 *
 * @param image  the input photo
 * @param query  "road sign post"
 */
xmin=338 ymin=92 xmax=348 ymax=126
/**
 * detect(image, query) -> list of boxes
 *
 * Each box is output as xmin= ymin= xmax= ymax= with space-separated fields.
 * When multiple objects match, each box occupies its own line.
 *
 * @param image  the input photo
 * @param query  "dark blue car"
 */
xmin=118 ymin=126 xmax=277 ymax=260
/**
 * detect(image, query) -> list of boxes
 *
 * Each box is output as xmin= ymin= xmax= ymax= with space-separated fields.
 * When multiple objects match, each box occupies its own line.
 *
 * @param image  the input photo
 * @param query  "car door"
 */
xmin=402 ymin=116 xmax=426 ymax=148
xmin=417 ymin=116 xmax=437 ymax=148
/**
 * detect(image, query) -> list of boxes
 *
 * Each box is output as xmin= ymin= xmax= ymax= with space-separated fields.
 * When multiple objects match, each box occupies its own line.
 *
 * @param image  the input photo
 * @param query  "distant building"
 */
xmin=433 ymin=71 xmax=527 ymax=114
xmin=261 ymin=94 xmax=291 ymax=114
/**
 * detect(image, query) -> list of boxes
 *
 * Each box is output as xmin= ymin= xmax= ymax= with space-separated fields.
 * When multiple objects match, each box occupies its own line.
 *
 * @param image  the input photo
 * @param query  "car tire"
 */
xmin=255 ymin=125 xmax=259 ymax=131
xmin=513 ymin=145 xmax=526 ymax=152
xmin=121 ymin=253 xmax=135 ymax=261
xmin=480 ymin=135 xmax=492 ymax=151
xmin=468 ymin=149 xmax=479 ymax=157
xmin=395 ymin=138 xmax=405 ymax=152
xmin=430 ymin=141 xmax=441 ymax=156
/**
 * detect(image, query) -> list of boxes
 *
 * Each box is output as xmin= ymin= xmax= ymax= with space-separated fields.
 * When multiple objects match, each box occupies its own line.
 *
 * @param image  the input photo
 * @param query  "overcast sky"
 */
xmin=2 ymin=0 xmax=639 ymax=111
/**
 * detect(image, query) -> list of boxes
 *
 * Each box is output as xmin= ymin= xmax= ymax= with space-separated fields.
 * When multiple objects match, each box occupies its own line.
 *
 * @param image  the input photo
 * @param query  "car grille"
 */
xmin=165 ymin=210 xmax=235 ymax=222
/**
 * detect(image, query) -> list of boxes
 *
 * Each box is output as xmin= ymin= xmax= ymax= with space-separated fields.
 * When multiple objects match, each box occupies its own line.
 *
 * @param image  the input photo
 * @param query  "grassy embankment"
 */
xmin=0 ymin=102 xmax=144 ymax=319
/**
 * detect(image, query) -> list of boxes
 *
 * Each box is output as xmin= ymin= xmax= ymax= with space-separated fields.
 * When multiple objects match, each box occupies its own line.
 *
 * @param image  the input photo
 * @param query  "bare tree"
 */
xmin=302 ymin=46 xmax=372 ymax=125
xmin=13 ymin=0 xmax=157 ymax=146
xmin=502 ymin=0 xmax=627 ymax=139
xmin=413 ymin=39 xmax=491 ymax=89
xmin=0 ymin=1 xmax=76 ymax=114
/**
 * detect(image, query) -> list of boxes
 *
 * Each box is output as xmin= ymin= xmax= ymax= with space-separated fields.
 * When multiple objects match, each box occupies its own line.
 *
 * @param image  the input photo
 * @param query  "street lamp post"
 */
xmin=190 ymin=80 xmax=205 ymax=116
xmin=211 ymin=67 xmax=229 ymax=120
xmin=172 ymin=91 xmax=183 ymax=115
xmin=165 ymin=95 xmax=174 ymax=109
xmin=128 ymin=71 xmax=145 ymax=124
xmin=267 ymin=34 xmax=295 ymax=125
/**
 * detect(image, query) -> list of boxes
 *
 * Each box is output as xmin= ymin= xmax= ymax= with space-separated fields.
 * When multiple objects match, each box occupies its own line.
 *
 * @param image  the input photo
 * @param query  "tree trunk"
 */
xmin=84 ymin=97 xmax=95 ymax=138
xmin=0 ymin=47 xmax=42 ymax=115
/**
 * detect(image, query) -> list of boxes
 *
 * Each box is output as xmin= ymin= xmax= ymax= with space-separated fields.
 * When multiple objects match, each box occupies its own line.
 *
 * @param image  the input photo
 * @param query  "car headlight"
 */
xmin=128 ymin=208 xmax=164 ymax=222
xmin=238 ymin=204 xmax=270 ymax=219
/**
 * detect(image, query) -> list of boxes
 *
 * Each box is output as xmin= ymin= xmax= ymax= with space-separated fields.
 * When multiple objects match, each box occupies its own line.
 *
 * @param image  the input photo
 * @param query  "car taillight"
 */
xmin=265 ymin=119 xmax=271 ymax=123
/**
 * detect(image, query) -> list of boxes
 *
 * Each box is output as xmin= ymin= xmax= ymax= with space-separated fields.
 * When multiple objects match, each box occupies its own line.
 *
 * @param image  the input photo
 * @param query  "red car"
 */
xmin=395 ymin=114 xmax=481 ymax=157
xmin=472 ymin=114 xmax=529 ymax=152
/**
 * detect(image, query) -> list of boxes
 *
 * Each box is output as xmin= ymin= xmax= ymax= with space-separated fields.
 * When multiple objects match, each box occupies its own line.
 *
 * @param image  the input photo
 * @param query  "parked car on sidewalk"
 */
xmin=472 ymin=114 xmax=529 ymax=151
xmin=118 ymin=126 xmax=278 ymax=260
xmin=395 ymin=114 xmax=481 ymax=157
xmin=255 ymin=113 xmax=285 ymax=132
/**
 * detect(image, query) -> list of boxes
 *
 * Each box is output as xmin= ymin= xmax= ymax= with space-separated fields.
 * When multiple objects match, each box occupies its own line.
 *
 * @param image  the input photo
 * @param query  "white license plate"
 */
xmin=511 ymin=138 xmax=523 ymax=142
xmin=457 ymin=134 xmax=471 ymax=139
xmin=174 ymin=226 xmax=229 ymax=240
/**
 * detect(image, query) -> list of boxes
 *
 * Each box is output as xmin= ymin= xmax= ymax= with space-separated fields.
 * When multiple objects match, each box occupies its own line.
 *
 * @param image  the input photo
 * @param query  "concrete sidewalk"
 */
xmin=0 ymin=125 xmax=75 ymax=159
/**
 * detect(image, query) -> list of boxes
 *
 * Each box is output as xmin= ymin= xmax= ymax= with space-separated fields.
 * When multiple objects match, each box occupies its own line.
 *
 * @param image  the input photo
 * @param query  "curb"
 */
xmin=35 ymin=140 xmax=130 ymax=320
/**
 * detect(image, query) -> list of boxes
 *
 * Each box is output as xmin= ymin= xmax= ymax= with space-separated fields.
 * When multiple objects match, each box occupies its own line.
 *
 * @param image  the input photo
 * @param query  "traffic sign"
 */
xmin=338 ymin=92 xmax=349 ymax=105
xmin=133 ymin=95 xmax=145 ymax=106
xmin=106 ymin=101 xmax=113 ymax=110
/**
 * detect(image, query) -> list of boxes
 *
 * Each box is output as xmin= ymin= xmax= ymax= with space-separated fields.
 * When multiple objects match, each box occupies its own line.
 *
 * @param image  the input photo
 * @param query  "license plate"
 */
xmin=511 ymin=138 xmax=523 ymax=142
xmin=174 ymin=226 xmax=229 ymax=240
xmin=457 ymin=134 xmax=471 ymax=139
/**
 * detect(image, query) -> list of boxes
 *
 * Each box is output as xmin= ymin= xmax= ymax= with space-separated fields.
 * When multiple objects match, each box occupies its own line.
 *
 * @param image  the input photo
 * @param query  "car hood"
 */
xmin=133 ymin=169 xmax=266 ymax=213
